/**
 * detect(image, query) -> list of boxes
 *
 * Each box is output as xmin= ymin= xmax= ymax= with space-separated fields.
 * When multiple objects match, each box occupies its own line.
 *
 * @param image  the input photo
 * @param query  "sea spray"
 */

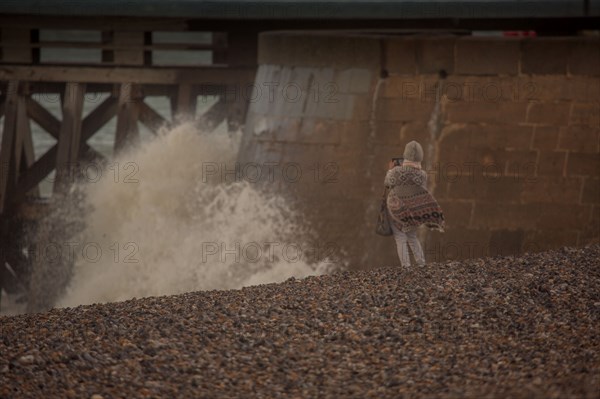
xmin=29 ymin=122 xmax=333 ymax=309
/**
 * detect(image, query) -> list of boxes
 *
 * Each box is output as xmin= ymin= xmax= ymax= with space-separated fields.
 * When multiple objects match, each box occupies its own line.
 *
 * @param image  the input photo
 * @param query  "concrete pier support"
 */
xmin=238 ymin=32 xmax=600 ymax=268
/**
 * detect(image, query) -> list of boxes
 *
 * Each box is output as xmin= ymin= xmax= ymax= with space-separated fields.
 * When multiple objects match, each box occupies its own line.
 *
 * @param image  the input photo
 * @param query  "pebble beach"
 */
xmin=1 ymin=245 xmax=599 ymax=398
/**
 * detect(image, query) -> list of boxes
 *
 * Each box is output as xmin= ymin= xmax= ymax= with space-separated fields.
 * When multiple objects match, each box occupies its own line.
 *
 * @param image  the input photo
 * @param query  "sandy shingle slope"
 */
xmin=1 ymin=245 xmax=599 ymax=398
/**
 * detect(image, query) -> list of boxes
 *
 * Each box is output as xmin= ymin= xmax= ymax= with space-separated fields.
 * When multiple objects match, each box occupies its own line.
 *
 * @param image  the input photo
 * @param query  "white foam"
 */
xmin=57 ymin=123 xmax=333 ymax=307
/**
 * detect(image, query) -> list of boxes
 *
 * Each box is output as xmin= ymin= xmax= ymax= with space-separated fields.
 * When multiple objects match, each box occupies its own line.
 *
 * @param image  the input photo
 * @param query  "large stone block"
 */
xmin=519 ymin=76 xmax=600 ymax=103
xmin=537 ymin=151 xmax=566 ymax=176
xmin=467 ymin=125 xmax=533 ymax=150
xmin=569 ymin=103 xmax=600 ymax=128
xmin=527 ymin=102 xmax=571 ymax=126
xmin=521 ymin=38 xmax=571 ymax=75
xmin=381 ymin=76 xmax=422 ymax=99
xmin=335 ymin=68 xmax=374 ymax=94
xmin=386 ymin=39 xmax=417 ymax=75
xmin=304 ymin=91 xmax=356 ymax=121
xmin=455 ymin=38 xmax=520 ymax=75
xmin=376 ymin=98 xmax=435 ymax=122
xmin=445 ymin=101 xmax=528 ymax=124
xmin=445 ymin=177 xmax=483 ymax=201
xmin=558 ymin=126 xmax=600 ymax=153
xmin=444 ymin=76 xmax=522 ymax=103
xmin=504 ymin=150 xmax=538 ymax=178
xmin=489 ymin=229 xmax=526 ymax=257
xmin=337 ymin=120 xmax=371 ymax=145
xmin=566 ymin=77 xmax=600 ymax=102
xmin=422 ymin=228 xmax=493 ymax=261
xmin=258 ymin=32 xmax=380 ymax=69
xmin=568 ymin=39 xmax=600 ymax=76
xmin=296 ymin=118 xmax=342 ymax=145
xmin=582 ymin=178 xmax=600 ymax=204
xmin=532 ymin=126 xmax=559 ymax=150
xmin=471 ymin=202 xmax=540 ymax=230
xmin=350 ymin=96 xmax=374 ymax=121
xmin=372 ymin=121 xmax=404 ymax=144
xmin=537 ymin=203 xmax=589 ymax=229
xmin=524 ymin=229 xmax=579 ymax=252
xmin=400 ymin=121 xmax=430 ymax=144
xmin=521 ymin=176 xmax=583 ymax=204
xmin=578 ymin=205 xmax=600 ymax=246
xmin=416 ymin=37 xmax=456 ymax=74
xmin=436 ymin=200 xmax=473 ymax=228
xmin=479 ymin=175 xmax=525 ymax=203
xmin=566 ymin=152 xmax=600 ymax=177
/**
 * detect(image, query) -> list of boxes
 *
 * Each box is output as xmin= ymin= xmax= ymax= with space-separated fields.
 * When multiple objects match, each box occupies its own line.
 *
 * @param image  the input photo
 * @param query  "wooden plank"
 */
xmin=0 ymin=41 xmax=224 ymax=51
xmin=54 ymin=82 xmax=86 ymax=191
xmin=138 ymin=101 xmax=169 ymax=134
xmin=0 ymin=81 xmax=19 ymax=214
xmin=114 ymin=84 xmax=140 ymax=152
xmin=27 ymin=82 xmax=114 ymax=94
xmin=0 ymin=65 xmax=256 ymax=85
xmin=0 ymin=15 xmax=188 ymax=31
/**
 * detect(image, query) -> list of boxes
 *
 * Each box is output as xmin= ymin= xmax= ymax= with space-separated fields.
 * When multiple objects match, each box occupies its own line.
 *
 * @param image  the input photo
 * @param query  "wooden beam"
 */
xmin=13 ymin=144 xmax=56 ymax=205
xmin=0 ymin=41 xmax=225 ymax=51
xmin=138 ymin=101 xmax=169 ymax=134
xmin=15 ymin=96 xmax=37 ymax=190
xmin=54 ymin=82 xmax=86 ymax=191
xmin=0 ymin=93 xmax=5 ymax=119
xmin=172 ymin=83 xmax=196 ymax=119
xmin=26 ymin=97 xmax=61 ymax=138
xmin=0 ymin=81 xmax=19 ymax=214
xmin=81 ymin=96 xmax=118 ymax=141
xmin=0 ymin=65 xmax=256 ymax=85
xmin=196 ymin=96 xmax=227 ymax=132
xmin=28 ymin=95 xmax=106 ymax=158
xmin=114 ymin=83 xmax=140 ymax=152
xmin=212 ymin=32 xmax=228 ymax=64
xmin=0 ymin=15 xmax=188 ymax=31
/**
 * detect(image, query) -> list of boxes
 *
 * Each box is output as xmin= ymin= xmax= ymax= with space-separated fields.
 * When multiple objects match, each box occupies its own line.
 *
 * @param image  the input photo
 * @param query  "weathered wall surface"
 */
xmin=238 ymin=32 xmax=600 ymax=268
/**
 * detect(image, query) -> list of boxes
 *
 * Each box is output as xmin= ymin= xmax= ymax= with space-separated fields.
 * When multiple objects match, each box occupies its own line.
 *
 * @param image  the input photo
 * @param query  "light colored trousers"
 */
xmin=390 ymin=223 xmax=426 ymax=267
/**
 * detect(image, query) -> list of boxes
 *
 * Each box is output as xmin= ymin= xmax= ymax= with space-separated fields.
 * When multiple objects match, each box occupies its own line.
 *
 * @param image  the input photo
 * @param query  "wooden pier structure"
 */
xmin=0 ymin=17 xmax=257 ymax=298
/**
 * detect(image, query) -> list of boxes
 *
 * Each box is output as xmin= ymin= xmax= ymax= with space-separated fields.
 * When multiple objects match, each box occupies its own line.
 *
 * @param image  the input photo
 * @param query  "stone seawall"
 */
xmin=238 ymin=32 xmax=600 ymax=268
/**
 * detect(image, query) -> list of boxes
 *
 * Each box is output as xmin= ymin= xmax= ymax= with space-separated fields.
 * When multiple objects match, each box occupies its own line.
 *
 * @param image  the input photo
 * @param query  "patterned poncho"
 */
xmin=384 ymin=166 xmax=445 ymax=232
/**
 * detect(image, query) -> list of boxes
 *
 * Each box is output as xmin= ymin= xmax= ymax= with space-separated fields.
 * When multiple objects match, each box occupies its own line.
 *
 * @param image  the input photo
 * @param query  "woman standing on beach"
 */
xmin=384 ymin=141 xmax=445 ymax=267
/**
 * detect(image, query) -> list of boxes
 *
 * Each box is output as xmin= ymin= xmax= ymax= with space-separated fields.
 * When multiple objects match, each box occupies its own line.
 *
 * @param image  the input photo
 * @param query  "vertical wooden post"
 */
xmin=54 ymin=82 xmax=86 ymax=192
xmin=212 ymin=32 xmax=228 ymax=64
xmin=15 ymin=93 xmax=39 ymax=197
xmin=113 ymin=31 xmax=145 ymax=66
xmin=0 ymin=81 xmax=19 ymax=215
xmin=114 ymin=83 xmax=140 ymax=153
xmin=0 ymin=28 xmax=32 ymax=63
xmin=171 ymin=84 xmax=197 ymax=121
